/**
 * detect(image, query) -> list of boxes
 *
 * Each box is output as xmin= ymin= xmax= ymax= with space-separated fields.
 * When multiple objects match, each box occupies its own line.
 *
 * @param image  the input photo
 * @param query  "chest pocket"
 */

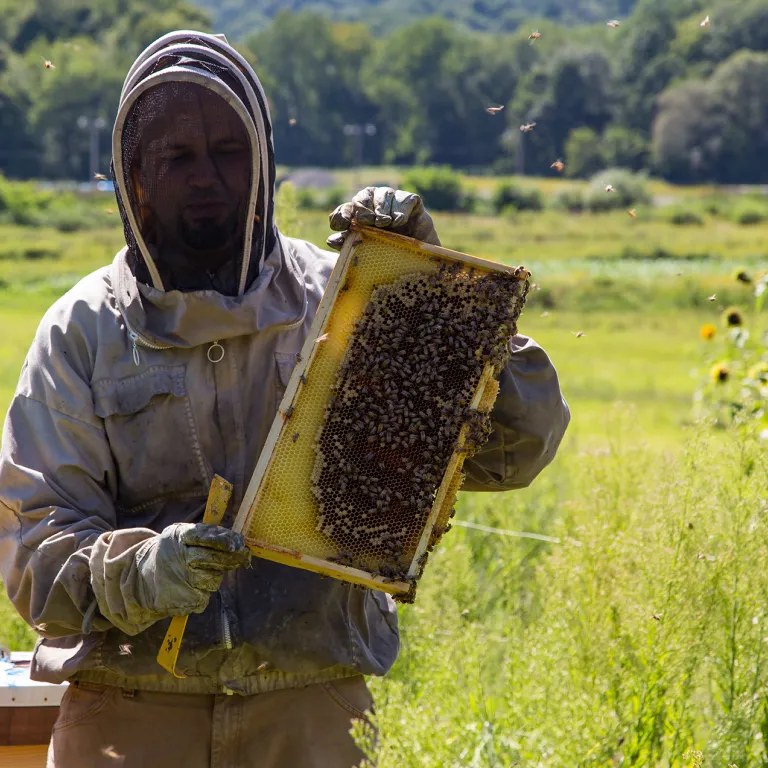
xmin=274 ymin=352 xmax=297 ymax=411
xmin=93 ymin=365 xmax=210 ymax=514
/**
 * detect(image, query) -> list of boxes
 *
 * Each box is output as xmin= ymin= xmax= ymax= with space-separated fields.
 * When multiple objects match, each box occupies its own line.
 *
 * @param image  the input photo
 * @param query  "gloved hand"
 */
xmin=327 ymin=186 xmax=441 ymax=251
xmin=91 ymin=523 xmax=251 ymax=635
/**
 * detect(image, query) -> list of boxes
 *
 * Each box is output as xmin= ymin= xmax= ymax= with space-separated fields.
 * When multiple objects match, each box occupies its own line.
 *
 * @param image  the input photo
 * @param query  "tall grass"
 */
xmin=359 ymin=417 xmax=768 ymax=767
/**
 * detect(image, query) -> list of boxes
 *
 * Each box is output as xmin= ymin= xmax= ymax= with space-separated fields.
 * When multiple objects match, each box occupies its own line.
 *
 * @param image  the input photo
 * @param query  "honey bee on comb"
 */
xmin=309 ymin=265 xmax=528 ymax=601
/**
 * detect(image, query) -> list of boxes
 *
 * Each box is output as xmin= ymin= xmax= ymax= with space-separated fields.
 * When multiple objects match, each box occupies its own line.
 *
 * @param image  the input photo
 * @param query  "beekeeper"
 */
xmin=0 ymin=31 xmax=570 ymax=768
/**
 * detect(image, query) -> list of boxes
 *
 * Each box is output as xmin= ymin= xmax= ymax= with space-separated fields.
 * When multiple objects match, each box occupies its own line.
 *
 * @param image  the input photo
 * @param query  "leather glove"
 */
xmin=327 ymin=186 xmax=441 ymax=251
xmin=91 ymin=523 xmax=251 ymax=635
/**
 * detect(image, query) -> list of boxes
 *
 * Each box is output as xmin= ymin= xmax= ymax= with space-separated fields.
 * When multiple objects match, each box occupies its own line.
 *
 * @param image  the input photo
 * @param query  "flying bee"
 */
xmin=652 ymin=613 xmax=662 ymax=621
xmin=606 ymin=20 xmax=621 ymax=28
xmin=314 ymin=332 xmax=330 ymax=344
xmin=701 ymin=14 xmax=710 ymax=28
xmin=626 ymin=208 xmax=637 ymax=218
xmin=118 ymin=643 xmax=132 ymax=656
xmin=520 ymin=122 xmax=537 ymax=133
xmin=573 ymin=331 xmax=585 ymax=338
xmin=104 ymin=208 xmax=115 ymax=215
xmin=528 ymin=30 xmax=541 ymax=44
xmin=289 ymin=118 xmax=297 ymax=126
xmin=485 ymin=105 xmax=504 ymax=115
xmin=257 ymin=661 xmax=270 ymax=671
xmin=708 ymin=293 xmax=716 ymax=302
xmin=93 ymin=173 xmax=108 ymax=181
xmin=41 ymin=57 xmax=55 ymax=70
xmin=550 ymin=159 xmax=564 ymax=173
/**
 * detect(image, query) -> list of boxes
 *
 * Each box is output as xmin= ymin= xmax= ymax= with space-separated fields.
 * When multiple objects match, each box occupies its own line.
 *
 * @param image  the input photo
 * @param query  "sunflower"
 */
xmin=700 ymin=323 xmax=717 ymax=341
xmin=748 ymin=361 xmax=768 ymax=382
xmin=733 ymin=269 xmax=753 ymax=284
xmin=710 ymin=363 xmax=730 ymax=384
xmin=722 ymin=307 xmax=744 ymax=327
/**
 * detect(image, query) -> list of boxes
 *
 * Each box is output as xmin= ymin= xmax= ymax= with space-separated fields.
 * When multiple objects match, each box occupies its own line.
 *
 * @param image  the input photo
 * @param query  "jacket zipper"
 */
xmin=126 ymin=328 xmax=172 ymax=366
xmin=124 ymin=309 xmax=236 ymax=691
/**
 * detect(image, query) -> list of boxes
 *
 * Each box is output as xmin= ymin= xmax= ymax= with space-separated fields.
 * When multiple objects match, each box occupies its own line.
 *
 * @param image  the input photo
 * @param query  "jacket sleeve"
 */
xmin=0 ymin=299 xmax=156 ymax=638
xmin=462 ymin=334 xmax=570 ymax=492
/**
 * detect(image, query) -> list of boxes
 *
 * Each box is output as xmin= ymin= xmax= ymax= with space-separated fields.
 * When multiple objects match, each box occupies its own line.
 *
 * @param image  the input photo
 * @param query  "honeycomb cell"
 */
xmin=238 ymin=228 xmax=529 ymax=602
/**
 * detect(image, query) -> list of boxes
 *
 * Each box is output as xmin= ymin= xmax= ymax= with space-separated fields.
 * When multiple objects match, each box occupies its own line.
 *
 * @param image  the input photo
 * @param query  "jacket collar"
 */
xmin=113 ymin=232 xmax=307 ymax=349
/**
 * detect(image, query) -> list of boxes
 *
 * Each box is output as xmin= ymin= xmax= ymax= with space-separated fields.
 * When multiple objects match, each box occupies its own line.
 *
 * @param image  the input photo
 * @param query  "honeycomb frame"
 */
xmin=233 ymin=225 xmax=529 ymax=599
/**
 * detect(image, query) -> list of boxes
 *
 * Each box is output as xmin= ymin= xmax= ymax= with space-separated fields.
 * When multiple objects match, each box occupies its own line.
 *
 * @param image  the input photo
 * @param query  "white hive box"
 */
xmin=0 ymin=653 xmax=66 ymax=768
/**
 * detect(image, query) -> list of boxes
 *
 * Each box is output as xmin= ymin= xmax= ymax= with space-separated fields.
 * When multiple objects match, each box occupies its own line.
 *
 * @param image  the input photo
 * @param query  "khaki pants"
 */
xmin=47 ymin=677 xmax=373 ymax=768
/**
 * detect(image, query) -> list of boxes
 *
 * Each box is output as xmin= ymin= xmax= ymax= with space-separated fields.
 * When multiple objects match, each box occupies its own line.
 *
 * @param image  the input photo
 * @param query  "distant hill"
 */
xmin=195 ymin=0 xmax=640 ymax=38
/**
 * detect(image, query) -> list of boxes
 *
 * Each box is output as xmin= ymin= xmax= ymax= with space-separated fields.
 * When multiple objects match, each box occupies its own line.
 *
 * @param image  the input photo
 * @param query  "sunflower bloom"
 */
xmin=722 ymin=307 xmax=744 ymax=327
xmin=700 ymin=323 xmax=717 ymax=341
xmin=710 ymin=363 xmax=730 ymax=384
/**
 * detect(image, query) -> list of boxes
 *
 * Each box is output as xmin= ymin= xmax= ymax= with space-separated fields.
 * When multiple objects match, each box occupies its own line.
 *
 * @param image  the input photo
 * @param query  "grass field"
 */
xmin=0 ymin=176 xmax=767 ymax=765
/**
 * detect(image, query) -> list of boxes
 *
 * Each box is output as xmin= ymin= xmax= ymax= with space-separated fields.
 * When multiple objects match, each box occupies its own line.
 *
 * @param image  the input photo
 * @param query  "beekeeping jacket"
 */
xmin=0 ymin=32 xmax=570 ymax=695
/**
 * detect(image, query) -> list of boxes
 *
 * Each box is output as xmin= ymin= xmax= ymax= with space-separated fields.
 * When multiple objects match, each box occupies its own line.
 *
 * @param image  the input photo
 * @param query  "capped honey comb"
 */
xmin=234 ymin=225 xmax=529 ymax=601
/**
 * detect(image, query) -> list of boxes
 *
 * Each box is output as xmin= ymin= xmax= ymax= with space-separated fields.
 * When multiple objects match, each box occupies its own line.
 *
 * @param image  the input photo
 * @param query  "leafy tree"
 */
xmin=565 ymin=127 xmax=604 ymax=178
xmin=653 ymin=51 xmax=768 ymax=183
xmin=602 ymin=126 xmax=649 ymax=170
xmin=244 ymin=13 xmax=376 ymax=167
xmin=196 ymin=0 xmax=641 ymax=38
xmin=363 ymin=18 xmax=516 ymax=167
xmin=508 ymin=47 xmax=613 ymax=174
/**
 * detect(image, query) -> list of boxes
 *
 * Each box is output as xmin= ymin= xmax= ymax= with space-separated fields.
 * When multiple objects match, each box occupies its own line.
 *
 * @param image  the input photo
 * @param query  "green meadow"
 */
xmin=1 ymin=176 xmax=767 ymax=765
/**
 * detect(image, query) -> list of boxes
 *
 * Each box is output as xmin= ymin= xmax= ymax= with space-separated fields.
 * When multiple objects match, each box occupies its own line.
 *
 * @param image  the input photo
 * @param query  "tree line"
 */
xmin=2 ymin=0 xmax=768 ymax=183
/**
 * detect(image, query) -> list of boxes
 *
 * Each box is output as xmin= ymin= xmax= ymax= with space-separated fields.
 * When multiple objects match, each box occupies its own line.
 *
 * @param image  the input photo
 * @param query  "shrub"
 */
xmin=401 ymin=166 xmax=464 ymax=211
xmin=664 ymin=206 xmax=704 ymax=226
xmin=731 ymin=200 xmax=768 ymax=226
xmin=584 ymin=169 xmax=651 ymax=213
xmin=492 ymin=182 xmax=543 ymax=213
xmin=295 ymin=187 xmax=319 ymax=210
xmin=551 ymin=188 xmax=585 ymax=212
xmin=0 ymin=174 xmax=53 ymax=225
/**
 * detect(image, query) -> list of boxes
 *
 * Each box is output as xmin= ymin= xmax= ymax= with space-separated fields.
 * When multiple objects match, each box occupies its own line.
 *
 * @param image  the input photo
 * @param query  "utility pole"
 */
xmin=77 ymin=116 xmax=107 ymax=181
xmin=343 ymin=123 xmax=377 ymax=194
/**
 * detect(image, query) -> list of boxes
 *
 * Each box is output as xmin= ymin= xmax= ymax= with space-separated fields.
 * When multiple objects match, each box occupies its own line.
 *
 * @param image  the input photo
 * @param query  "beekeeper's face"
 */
xmin=135 ymin=83 xmax=251 ymax=263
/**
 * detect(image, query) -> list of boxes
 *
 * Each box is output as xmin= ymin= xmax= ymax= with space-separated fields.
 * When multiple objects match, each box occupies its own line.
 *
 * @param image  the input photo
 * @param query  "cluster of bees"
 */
xmin=310 ymin=261 xmax=529 ymax=600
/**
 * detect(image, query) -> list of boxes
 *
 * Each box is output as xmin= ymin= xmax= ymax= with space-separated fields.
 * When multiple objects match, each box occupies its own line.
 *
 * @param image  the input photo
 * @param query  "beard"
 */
xmin=178 ymin=205 xmax=242 ymax=254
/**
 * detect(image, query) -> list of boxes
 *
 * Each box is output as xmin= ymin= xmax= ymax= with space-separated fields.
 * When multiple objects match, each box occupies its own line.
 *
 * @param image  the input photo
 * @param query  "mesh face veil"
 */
xmin=112 ymin=33 xmax=276 ymax=296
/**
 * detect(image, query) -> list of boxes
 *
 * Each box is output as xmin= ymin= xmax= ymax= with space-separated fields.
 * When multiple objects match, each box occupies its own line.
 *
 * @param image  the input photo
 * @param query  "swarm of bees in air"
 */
xmin=310 ymin=263 xmax=529 ymax=601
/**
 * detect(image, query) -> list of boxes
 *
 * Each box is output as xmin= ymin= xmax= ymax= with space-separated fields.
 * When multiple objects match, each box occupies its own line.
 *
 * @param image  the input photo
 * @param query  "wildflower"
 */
xmin=734 ymin=269 xmax=752 ymax=284
xmin=710 ymin=362 xmax=730 ymax=383
xmin=722 ymin=307 xmax=744 ymax=327
xmin=748 ymin=361 xmax=768 ymax=382
xmin=700 ymin=323 xmax=716 ymax=341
